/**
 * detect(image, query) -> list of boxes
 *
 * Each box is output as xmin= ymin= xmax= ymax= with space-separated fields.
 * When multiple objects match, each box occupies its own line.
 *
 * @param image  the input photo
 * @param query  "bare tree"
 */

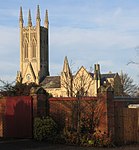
xmin=0 ymin=79 xmax=39 ymax=96
xmin=61 ymin=67 xmax=95 ymax=97
xmin=61 ymin=66 xmax=99 ymax=144
xmin=0 ymin=79 xmax=15 ymax=96
xmin=120 ymin=71 xmax=138 ymax=97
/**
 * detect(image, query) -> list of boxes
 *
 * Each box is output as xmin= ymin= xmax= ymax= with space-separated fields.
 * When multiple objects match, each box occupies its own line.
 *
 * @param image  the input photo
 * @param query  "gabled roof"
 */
xmin=41 ymin=76 xmax=61 ymax=88
xmin=74 ymin=66 xmax=93 ymax=80
xmin=23 ymin=62 xmax=36 ymax=82
xmin=62 ymin=56 xmax=72 ymax=76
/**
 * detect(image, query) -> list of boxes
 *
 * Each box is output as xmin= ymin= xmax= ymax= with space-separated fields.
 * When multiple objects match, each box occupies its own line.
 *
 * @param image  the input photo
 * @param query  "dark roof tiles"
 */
xmin=41 ymin=76 xmax=61 ymax=88
xmin=101 ymin=73 xmax=116 ymax=79
xmin=41 ymin=73 xmax=118 ymax=88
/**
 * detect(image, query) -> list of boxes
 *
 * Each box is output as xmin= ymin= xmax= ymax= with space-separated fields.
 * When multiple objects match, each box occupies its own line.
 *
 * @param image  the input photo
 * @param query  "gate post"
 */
xmin=30 ymin=87 xmax=49 ymax=118
xmin=97 ymin=86 xmax=115 ymax=141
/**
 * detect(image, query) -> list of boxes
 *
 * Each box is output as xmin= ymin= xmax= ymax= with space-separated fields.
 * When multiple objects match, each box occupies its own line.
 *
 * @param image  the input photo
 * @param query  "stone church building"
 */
xmin=16 ymin=6 xmax=122 ymax=97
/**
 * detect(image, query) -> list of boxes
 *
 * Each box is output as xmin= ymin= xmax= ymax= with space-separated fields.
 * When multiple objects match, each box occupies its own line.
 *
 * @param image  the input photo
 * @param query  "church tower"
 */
xmin=16 ymin=5 xmax=49 ymax=84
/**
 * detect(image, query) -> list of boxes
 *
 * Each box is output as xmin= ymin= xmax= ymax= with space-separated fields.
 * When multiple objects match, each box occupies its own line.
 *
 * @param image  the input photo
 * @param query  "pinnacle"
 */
xmin=28 ymin=9 xmax=32 ymax=27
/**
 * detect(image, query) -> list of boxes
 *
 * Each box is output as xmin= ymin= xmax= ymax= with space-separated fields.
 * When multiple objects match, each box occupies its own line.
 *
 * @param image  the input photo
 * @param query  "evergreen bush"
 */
xmin=34 ymin=116 xmax=58 ymax=141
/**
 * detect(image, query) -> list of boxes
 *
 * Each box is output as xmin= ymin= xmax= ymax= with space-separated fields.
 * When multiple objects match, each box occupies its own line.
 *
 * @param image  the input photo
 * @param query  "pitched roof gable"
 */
xmin=74 ymin=66 xmax=93 ymax=80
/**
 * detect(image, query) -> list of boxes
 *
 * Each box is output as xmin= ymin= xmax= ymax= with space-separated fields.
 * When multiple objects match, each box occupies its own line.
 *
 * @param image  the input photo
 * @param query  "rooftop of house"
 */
xmin=89 ymin=72 xmax=116 ymax=78
xmin=41 ymin=72 xmax=118 ymax=88
xmin=101 ymin=73 xmax=116 ymax=79
xmin=41 ymin=76 xmax=61 ymax=88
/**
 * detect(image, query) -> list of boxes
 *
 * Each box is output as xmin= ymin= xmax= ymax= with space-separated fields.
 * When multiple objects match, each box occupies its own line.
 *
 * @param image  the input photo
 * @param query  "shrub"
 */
xmin=34 ymin=116 xmax=58 ymax=141
xmin=80 ymin=130 xmax=113 ymax=147
xmin=63 ymin=128 xmax=113 ymax=147
xmin=63 ymin=128 xmax=79 ymax=144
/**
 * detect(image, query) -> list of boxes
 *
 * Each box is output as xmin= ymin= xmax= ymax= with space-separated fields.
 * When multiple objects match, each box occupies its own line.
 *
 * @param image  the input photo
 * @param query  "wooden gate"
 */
xmin=4 ymin=96 xmax=33 ymax=138
xmin=115 ymin=108 xmax=139 ymax=144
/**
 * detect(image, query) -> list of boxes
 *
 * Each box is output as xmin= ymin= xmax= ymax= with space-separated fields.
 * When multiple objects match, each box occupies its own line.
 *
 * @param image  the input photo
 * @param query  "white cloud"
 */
xmin=49 ymin=24 xmax=139 ymax=83
xmin=0 ymin=26 xmax=19 ymax=53
xmin=1 ymin=1 xmax=139 ymax=84
xmin=50 ymin=26 xmax=139 ymax=52
xmin=0 ymin=26 xmax=19 ymax=82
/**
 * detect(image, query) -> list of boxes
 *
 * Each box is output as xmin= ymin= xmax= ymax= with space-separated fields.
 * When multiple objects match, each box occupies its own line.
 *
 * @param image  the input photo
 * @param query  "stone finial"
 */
xmin=44 ymin=9 xmax=49 ymax=28
xmin=63 ymin=56 xmax=72 ymax=75
xmin=36 ymin=5 xmax=41 ymax=21
xmin=19 ymin=6 xmax=23 ymax=22
xmin=28 ymin=9 xmax=32 ymax=27
xmin=19 ymin=6 xmax=23 ymax=27
xmin=16 ymin=71 xmax=22 ymax=83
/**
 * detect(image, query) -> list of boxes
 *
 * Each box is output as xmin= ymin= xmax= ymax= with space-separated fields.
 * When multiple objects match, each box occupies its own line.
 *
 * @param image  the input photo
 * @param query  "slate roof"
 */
xmin=101 ymin=73 xmax=117 ymax=84
xmin=89 ymin=73 xmax=116 ymax=79
xmin=101 ymin=73 xmax=116 ymax=79
xmin=41 ymin=73 xmax=117 ymax=88
xmin=89 ymin=72 xmax=117 ymax=84
xmin=41 ymin=76 xmax=61 ymax=88
xmin=89 ymin=73 xmax=94 ymax=78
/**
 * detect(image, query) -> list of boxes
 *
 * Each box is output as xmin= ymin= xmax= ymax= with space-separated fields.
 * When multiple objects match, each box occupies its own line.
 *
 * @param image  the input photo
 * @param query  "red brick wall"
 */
xmin=49 ymin=95 xmax=110 ymax=135
xmin=0 ymin=98 xmax=6 ymax=137
xmin=0 ymin=92 xmax=49 ymax=138
xmin=4 ymin=96 xmax=32 ymax=138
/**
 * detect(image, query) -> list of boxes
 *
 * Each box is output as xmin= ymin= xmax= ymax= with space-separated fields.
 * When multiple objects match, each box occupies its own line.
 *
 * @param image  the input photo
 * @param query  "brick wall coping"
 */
xmin=49 ymin=97 xmax=97 ymax=101
xmin=114 ymin=97 xmax=139 ymax=101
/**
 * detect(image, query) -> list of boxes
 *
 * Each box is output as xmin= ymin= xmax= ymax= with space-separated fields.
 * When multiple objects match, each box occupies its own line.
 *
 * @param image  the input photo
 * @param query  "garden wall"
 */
xmin=49 ymin=88 xmax=115 ymax=139
xmin=0 ymin=87 xmax=48 ymax=138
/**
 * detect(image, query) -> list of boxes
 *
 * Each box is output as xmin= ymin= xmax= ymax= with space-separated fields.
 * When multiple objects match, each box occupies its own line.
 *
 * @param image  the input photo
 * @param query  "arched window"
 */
xmin=32 ymin=39 xmax=36 ymax=58
xmin=24 ymin=41 xmax=28 ymax=59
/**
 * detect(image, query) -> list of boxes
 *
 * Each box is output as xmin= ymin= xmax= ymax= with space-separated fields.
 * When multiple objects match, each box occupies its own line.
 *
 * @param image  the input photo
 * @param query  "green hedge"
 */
xmin=34 ymin=116 xmax=58 ymax=141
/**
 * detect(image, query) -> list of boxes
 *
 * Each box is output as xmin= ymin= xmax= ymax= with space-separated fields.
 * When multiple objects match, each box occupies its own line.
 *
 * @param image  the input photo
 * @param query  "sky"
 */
xmin=0 ymin=0 xmax=139 ymax=84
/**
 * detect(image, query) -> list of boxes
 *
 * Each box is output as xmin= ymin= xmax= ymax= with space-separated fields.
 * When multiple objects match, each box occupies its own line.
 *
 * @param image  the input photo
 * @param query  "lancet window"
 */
xmin=24 ymin=41 xmax=28 ymax=59
xmin=32 ymin=39 xmax=36 ymax=58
